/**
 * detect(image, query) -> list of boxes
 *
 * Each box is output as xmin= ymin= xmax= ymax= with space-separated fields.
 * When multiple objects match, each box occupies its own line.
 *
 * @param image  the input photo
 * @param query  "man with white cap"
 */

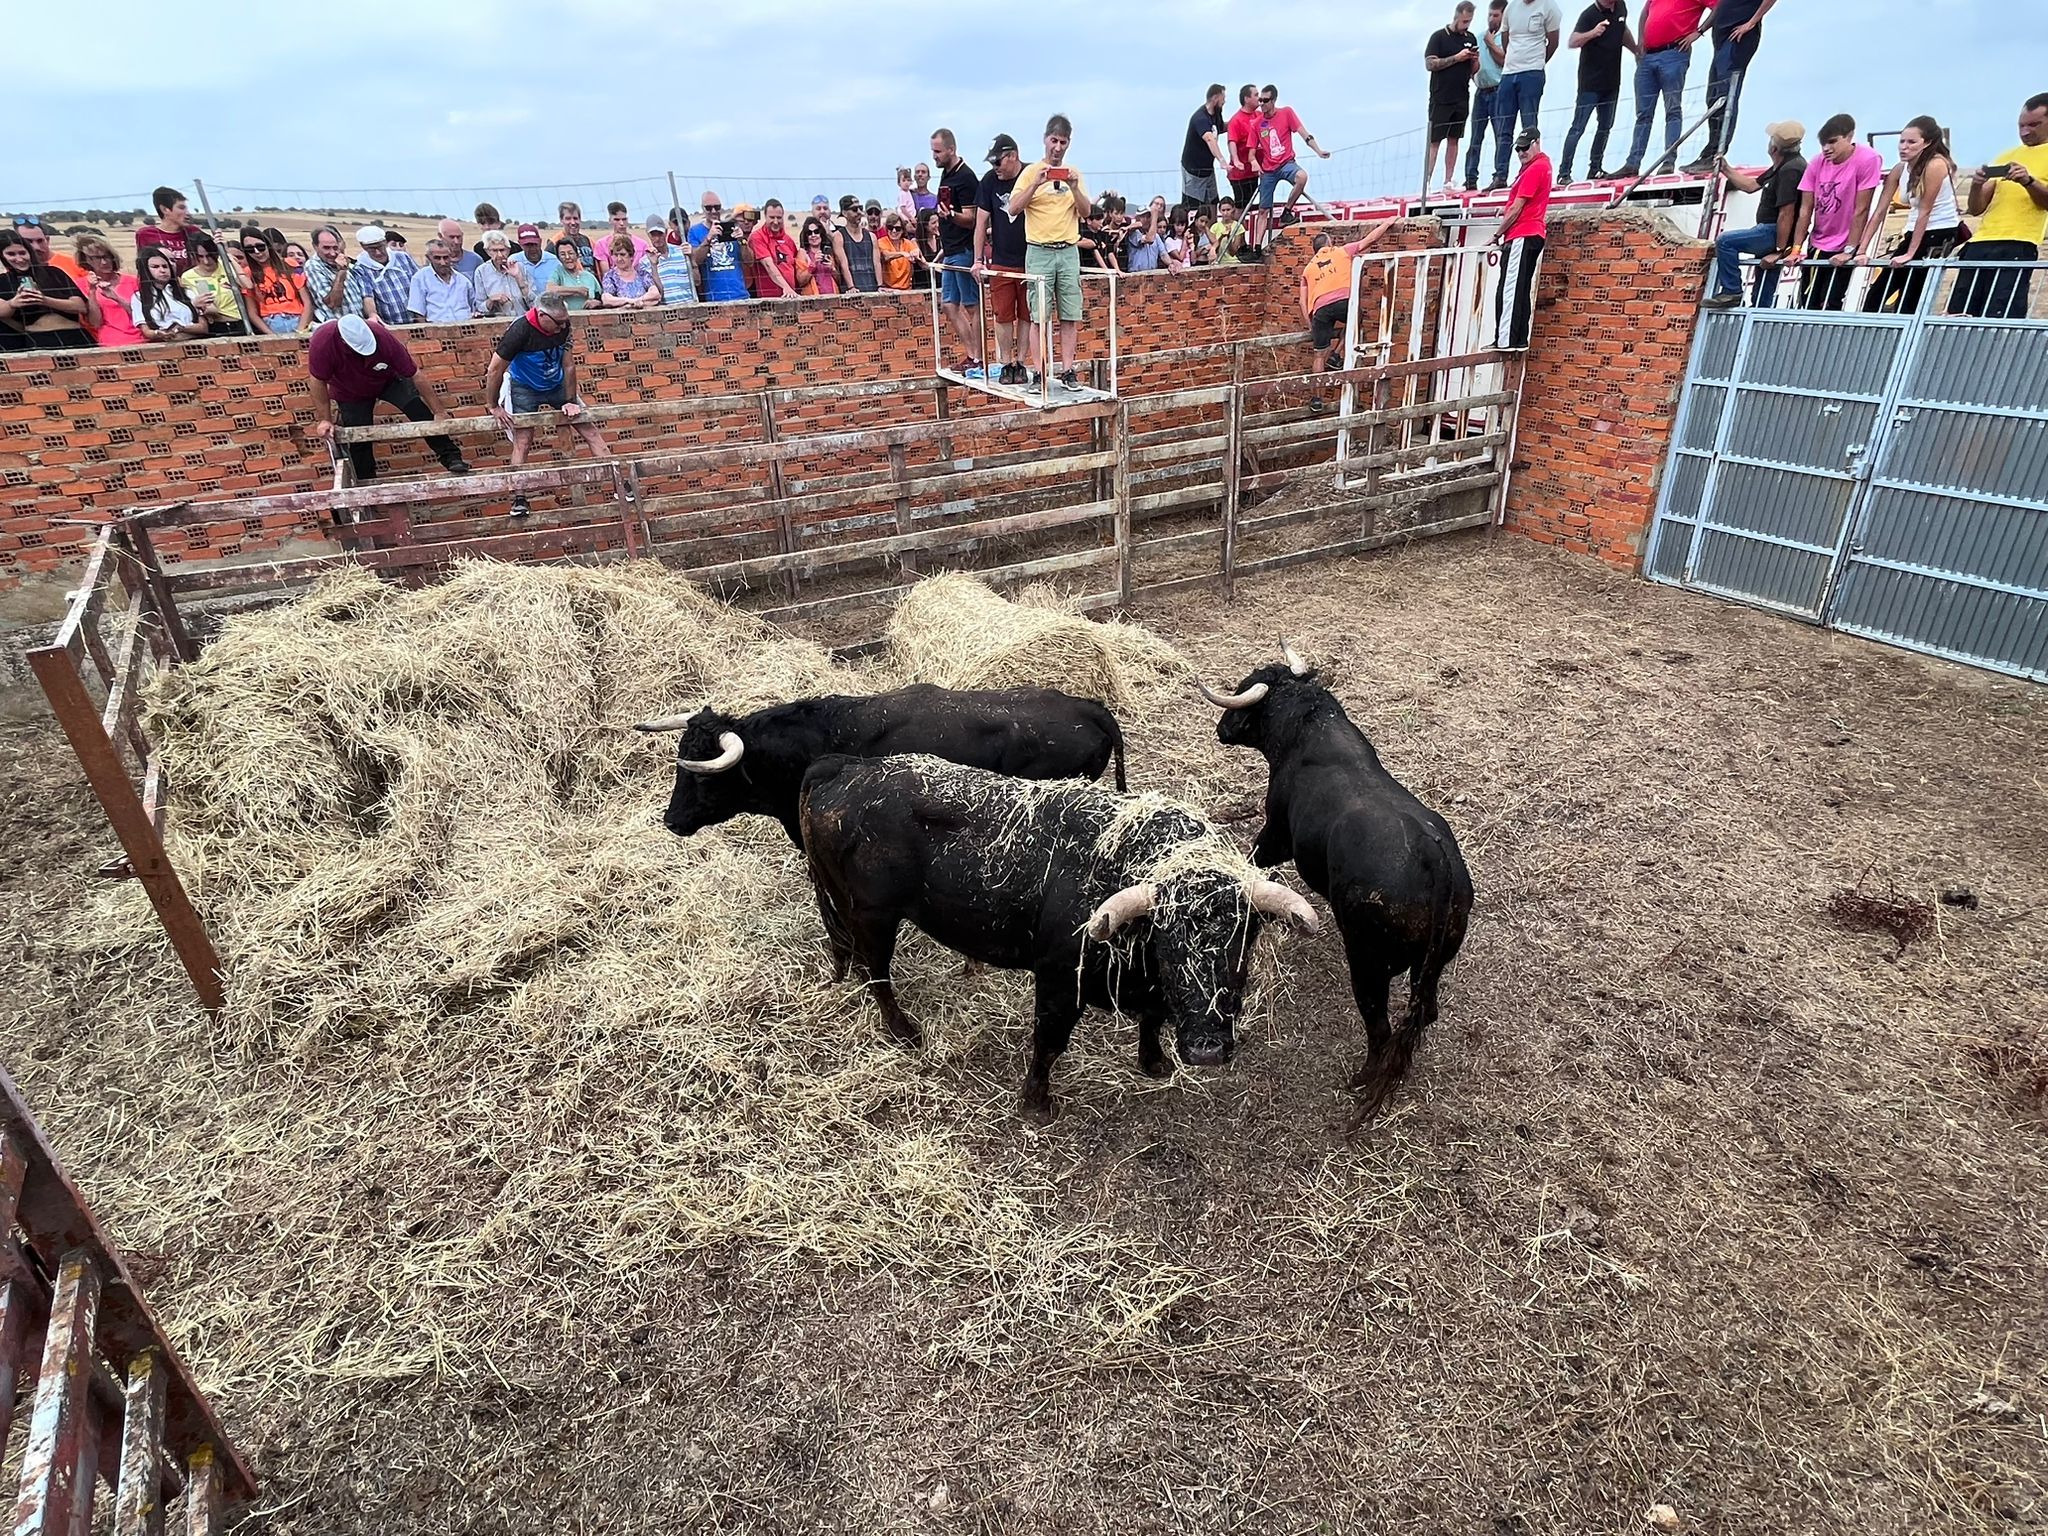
xmin=1702 ymin=120 xmax=1806 ymax=308
xmin=342 ymin=224 xmax=421 ymax=325
xmin=306 ymin=313 xmax=470 ymax=483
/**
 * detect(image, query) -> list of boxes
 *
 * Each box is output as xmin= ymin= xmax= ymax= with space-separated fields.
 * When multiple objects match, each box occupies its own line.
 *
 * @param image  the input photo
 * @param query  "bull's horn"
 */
xmin=1281 ymin=641 xmax=1310 ymax=676
xmin=1195 ymin=678 xmax=1271 ymax=711
xmin=633 ymin=712 xmax=699 ymax=734
xmin=1251 ymin=881 xmax=1319 ymax=934
xmin=678 ymin=731 xmax=745 ymax=775
xmin=1086 ymin=883 xmax=1158 ymax=940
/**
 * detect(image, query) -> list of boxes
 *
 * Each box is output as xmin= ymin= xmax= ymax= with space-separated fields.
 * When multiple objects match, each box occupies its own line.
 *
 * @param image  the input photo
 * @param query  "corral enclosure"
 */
xmin=3 ymin=535 xmax=2045 ymax=1534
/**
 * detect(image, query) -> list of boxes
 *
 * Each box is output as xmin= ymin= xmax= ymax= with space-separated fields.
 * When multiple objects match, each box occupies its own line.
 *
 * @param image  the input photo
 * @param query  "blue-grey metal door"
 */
xmin=1646 ymin=287 xmax=2048 ymax=681
xmin=1824 ymin=312 xmax=2048 ymax=680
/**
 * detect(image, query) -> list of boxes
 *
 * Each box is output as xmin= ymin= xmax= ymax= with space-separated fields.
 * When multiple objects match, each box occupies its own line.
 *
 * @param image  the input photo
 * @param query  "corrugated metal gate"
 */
xmin=1645 ymin=294 xmax=2048 ymax=680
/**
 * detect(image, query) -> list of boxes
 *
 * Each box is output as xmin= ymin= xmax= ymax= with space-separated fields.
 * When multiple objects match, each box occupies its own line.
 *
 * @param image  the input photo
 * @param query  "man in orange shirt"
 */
xmin=13 ymin=218 xmax=84 ymax=282
xmin=1298 ymin=222 xmax=1394 ymax=410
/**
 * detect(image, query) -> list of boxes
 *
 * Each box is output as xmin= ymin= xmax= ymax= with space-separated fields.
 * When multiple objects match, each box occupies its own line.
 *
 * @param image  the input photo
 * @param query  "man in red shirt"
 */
xmin=1492 ymin=127 xmax=1552 ymax=350
xmin=1252 ymin=84 xmax=1332 ymax=240
xmin=1225 ymin=85 xmax=1262 ymax=216
xmin=1615 ymin=0 xmax=1713 ymax=177
xmin=748 ymin=199 xmax=801 ymax=298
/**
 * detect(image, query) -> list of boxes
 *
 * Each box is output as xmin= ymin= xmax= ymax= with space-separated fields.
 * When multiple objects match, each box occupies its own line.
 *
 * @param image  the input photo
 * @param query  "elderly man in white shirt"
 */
xmin=405 ymin=239 xmax=481 ymax=323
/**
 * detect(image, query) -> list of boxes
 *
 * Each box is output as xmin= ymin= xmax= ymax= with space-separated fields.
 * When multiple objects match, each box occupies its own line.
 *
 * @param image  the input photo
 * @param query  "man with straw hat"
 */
xmin=1702 ymin=120 xmax=1806 ymax=308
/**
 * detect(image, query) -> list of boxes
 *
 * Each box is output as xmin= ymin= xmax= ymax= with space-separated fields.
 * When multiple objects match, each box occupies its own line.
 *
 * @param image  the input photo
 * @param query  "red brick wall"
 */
xmin=0 ymin=213 xmax=1705 ymax=615
xmin=1501 ymin=209 xmax=1711 ymax=567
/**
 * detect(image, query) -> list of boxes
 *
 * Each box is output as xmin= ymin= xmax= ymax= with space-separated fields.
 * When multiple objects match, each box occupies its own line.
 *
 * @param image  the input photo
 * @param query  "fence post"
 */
xmin=756 ymin=395 xmax=798 ymax=601
xmin=113 ymin=1350 xmax=166 ymax=1536
xmin=1363 ymin=370 xmax=1390 ymax=539
xmin=888 ymin=442 xmax=917 ymax=579
xmin=25 ymin=649 xmax=225 ymax=1015
xmin=1221 ymin=343 xmax=1246 ymax=601
xmin=1112 ymin=402 xmax=1133 ymax=608
xmin=0 ymin=1136 xmax=29 ymax=1454
xmin=12 ymin=1249 xmax=104 ymax=1536
xmin=183 ymin=1447 xmax=220 ymax=1536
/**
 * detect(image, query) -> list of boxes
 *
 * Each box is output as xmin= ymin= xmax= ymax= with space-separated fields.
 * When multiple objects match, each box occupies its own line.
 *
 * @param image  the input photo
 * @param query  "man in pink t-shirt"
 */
xmin=1251 ymin=84 xmax=1332 ymax=237
xmin=1786 ymin=112 xmax=1885 ymax=311
xmin=1492 ymin=126 xmax=1553 ymax=350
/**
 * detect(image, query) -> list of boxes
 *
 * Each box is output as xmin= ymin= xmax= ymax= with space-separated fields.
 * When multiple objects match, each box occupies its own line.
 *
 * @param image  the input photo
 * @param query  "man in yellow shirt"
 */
xmin=1298 ymin=224 xmax=1394 ymax=410
xmin=1008 ymin=113 xmax=1092 ymax=392
xmin=1952 ymin=92 xmax=2048 ymax=318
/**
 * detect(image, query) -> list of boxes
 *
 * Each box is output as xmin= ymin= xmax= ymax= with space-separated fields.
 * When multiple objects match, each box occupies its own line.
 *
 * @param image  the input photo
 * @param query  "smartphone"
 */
xmin=1981 ymin=163 xmax=2015 ymax=178
xmin=1045 ymin=167 xmax=1072 ymax=184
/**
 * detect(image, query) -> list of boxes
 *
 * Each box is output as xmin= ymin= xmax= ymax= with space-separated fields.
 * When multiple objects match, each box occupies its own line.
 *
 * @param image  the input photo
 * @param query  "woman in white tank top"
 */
xmin=1863 ymin=115 xmax=1964 ymax=313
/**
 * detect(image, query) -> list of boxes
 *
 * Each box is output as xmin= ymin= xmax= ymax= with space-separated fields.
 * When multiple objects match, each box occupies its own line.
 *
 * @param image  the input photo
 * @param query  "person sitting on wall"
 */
xmin=343 ymin=225 xmax=419 ymax=326
xmin=1299 ymin=223 xmax=1395 ymax=411
xmin=180 ymin=230 xmax=248 ymax=337
xmin=484 ymin=293 xmax=612 ymax=520
xmin=73 ymin=236 xmax=145 ymax=347
xmin=1701 ymin=119 xmax=1805 ymax=309
xmin=307 ymin=313 xmax=472 ymax=484
xmin=599 ymin=233 xmax=663 ymax=307
xmin=239 ymin=225 xmax=312 ymax=335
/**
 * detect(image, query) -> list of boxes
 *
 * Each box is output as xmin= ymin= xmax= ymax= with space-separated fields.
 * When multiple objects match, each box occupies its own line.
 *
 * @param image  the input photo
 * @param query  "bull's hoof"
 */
xmin=883 ymin=1018 xmax=925 ymax=1050
xmin=1019 ymin=1087 xmax=1058 ymax=1124
xmin=1139 ymin=1053 xmax=1173 ymax=1080
xmin=1346 ymin=1058 xmax=1380 ymax=1093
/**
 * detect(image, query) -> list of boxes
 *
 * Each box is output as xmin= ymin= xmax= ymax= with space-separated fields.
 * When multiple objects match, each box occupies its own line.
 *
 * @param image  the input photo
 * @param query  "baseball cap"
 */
xmin=356 ymin=225 xmax=386 ymax=245
xmin=516 ymin=223 xmax=541 ymax=240
xmin=1514 ymin=126 xmax=1541 ymax=151
xmin=733 ymin=203 xmax=758 ymax=219
xmin=1766 ymin=119 xmax=1804 ymax=148
xmin=646 ymin=212 xmax=668 ymax=229
xmin=810 ymin=194 xmax=830 ymax=208
xmin=986 ymin=133 xmax=1019 ymax=164
xmin=337 ymin=315 xmax=378 ymax=355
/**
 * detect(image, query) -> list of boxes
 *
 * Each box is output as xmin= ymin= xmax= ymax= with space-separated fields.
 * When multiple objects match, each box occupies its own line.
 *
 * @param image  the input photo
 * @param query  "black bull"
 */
xmin=636 ymin=683 xmax=1127 ymax=846
xmin=1203 ymin=647 xmax=1473 ymax=1118
xmin=797 ymin=754 xmax=1318 ymax=1116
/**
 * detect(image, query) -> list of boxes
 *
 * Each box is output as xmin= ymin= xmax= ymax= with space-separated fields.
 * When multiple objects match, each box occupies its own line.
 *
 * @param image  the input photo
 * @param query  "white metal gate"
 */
xmin=1645 ymin=265 xmax=2048 ymax=681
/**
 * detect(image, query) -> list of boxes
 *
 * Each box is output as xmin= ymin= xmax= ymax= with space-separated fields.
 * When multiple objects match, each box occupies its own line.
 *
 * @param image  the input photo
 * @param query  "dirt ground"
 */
xmin=3 ymin=532 xmax=2044 ymax=1535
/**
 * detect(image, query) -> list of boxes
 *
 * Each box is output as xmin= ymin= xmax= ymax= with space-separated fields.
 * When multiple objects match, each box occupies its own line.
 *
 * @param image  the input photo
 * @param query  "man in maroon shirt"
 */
xmin=134 ymin=187 xmax=197 ymax=278
xmin=307 ymin=314 xmax=470 ymax=484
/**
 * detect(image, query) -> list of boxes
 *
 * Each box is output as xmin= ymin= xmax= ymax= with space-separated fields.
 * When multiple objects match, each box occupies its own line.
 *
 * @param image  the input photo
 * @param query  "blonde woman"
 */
xmin=74 ymin=236 xmax=145 ymax=346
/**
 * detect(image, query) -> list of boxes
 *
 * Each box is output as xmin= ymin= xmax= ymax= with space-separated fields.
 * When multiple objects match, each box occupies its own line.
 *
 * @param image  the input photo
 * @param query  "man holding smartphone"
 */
xmin=1423 ymin=4 xmax=1482 ymax=199
xmin=1951 ymin=93 xmax=2048 ymax=319
xmin=1008 ymin=114 xmax=1093 ymax=394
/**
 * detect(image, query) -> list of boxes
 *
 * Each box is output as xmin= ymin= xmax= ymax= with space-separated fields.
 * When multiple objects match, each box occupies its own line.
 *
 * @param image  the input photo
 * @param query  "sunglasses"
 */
xmin=243 ymin=241 xmax=268 ymax=252
xmin=12 ymin=216 xmax=41 ymax=229
xmin=703 ymin=204 xmax=723 ymax=213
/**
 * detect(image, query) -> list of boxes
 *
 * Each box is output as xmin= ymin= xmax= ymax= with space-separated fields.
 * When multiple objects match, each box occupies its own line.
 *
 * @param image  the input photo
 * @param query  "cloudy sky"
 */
xmin=14 ymin=0 xmax=2037 ymax=220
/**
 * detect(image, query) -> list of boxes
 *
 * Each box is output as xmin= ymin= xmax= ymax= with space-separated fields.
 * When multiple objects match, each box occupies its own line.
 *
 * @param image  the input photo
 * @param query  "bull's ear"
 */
xmin=1251 ymin=881 xmax=1318 ymax=935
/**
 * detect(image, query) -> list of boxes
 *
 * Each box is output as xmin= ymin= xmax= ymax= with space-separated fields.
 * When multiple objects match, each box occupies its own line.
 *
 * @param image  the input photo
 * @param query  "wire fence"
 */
xmin=14 ymin=81 xmax=1727 ymax=228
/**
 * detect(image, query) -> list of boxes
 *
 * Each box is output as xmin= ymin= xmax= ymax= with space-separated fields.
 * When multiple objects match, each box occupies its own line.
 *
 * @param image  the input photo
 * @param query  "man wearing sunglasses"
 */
xmin=689 ymin=194 xmax=725 ymax=248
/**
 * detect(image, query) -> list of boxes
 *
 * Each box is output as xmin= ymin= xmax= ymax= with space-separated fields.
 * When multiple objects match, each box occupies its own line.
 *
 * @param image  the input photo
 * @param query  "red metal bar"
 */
xmin=25 ymin=649 xmax=224 ymax=1015
xmin=112 ymin=1351 xmax=166 ymax=1536
xmin=11 ymin=1249 xmax=103 ymax=1536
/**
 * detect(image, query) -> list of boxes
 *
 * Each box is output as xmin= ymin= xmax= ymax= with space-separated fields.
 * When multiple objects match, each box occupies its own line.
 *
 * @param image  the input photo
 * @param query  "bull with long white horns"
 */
xmin=1200 ymin=642 xmax=1473 ymax=1122
xmin=635 ymin=683 xmax=1127 ymax=847
xmin=798 ymin=753 xmax=1317 ymax=1117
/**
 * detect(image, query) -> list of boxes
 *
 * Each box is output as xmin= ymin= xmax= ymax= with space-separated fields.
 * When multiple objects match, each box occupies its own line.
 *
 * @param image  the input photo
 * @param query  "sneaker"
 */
xmin=1058 ymin=370 xmax=1081 ymax=393
xmin=1555 ymin=168 xmax=1574 ymax=186
xmin=1461 ymin=180 xmax=1479 ymax=192
xmin=1484 ymin=177 xmax=1509 ymax=193
xmin=1024 ymin=369 xmax=1042 ymax=389
xmin=509 ymin=493 xmax=531 ymax=520
xmin=1679 ymin=155 xmax=1716 ymax=177
xmin=1589 ymin=166 xmax=1611 ymax=181
xmin=1612 ymin=163 xmax=1641 ymax=180
xmin=1700 ymin=291 xmax=1742 ymax=309
xmin=1239 ymin=246 xmax=1265 ymax=263
xmin=443 ymin=456 xmax=472 ymax=476
xmin=962 ymin=362 xmax=985 ymax=381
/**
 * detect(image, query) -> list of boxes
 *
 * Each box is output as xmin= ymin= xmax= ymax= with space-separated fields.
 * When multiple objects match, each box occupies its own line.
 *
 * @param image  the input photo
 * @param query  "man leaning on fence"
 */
xmin=484 ymin=293 xmax=612 ymax=520
xmin=1950 ymin=93 xmax=2048 ymax=320
xmin=1702 ymin=119 xmax=1805 ymax=308
xmin=307 ymin=314 xmax=471 ymax=485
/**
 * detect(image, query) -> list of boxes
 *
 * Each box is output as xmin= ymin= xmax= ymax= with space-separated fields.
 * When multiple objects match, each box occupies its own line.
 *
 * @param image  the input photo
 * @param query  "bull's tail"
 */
xmin=1347 ymin=1026 xmax=1423 ymax=1133
xmin=1108 ymin=717 xmax=1128 ymax=793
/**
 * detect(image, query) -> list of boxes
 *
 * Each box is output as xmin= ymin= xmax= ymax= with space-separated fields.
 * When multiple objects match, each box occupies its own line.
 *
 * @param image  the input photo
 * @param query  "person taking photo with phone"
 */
xmin=1009 ymin=113 xmax=1094 ymax=394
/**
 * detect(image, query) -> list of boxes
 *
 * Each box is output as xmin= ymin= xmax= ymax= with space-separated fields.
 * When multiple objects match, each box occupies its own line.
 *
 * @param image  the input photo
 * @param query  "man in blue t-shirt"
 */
xmin=482 ymin=294 xmax=612 ymax=518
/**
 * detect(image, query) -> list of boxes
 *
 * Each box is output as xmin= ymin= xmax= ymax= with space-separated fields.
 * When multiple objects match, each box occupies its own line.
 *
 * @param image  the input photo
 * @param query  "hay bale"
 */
xmin=130 ymin=557 xmax=1200 ymax=1407
xmin=885 ymin=573 xmax=1184 ymax=713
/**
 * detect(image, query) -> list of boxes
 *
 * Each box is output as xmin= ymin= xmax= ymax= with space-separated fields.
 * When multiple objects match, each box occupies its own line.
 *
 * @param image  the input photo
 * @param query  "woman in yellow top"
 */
xmin=179 ymin=230 xmax=247 ymax=336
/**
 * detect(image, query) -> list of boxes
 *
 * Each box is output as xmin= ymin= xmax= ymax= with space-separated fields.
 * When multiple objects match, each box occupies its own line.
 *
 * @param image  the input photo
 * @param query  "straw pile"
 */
xmin=886 ymin=573 xmax=1184 ymax=712
xmin=126 ymin=560 xmax=1214 ymax=1398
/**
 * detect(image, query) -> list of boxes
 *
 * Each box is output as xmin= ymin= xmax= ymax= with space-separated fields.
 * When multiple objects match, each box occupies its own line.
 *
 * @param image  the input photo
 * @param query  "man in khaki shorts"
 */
xmin=1008 ymin=113 xmax=1092 ymax=393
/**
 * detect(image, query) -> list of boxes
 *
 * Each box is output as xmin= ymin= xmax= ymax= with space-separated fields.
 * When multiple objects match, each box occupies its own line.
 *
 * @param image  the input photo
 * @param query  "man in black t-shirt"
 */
xmin=931 ymin=128 xmax=987 ymax=377
xmin=1181 ymin=84 xmax=1228 ymax=207
xmin=1704 ymin=119 xmax=1806 ymax=308
xmin=1690 ymin=0 xmax=1774 ymax=173
xmin=1422 ymin=4 xmax=1481 ymax=197
xmin=1557 ymin=0 xmax=1637 ymax=182
xmin=975 ymin=134 xmax=1032 ymax=387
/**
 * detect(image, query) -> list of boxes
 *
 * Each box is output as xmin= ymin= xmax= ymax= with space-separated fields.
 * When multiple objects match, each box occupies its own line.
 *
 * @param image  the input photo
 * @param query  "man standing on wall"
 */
xmin=307 ymin=313 xmax=471 ymax=484
xmin=1299 ymin=224 xmax=1396 ymax=411
xmin=484 ymin=294 xmax=613 ymax=519
xmin=1557 ymin=0 xmax=1637 ymax=183
xmin=1492 ymin=127 xmax=1553 ymax=350
xmin=1489 ymin=0 xmax=1563 ymax=191
xmin=1686 ymin=0 xmax=1775 ymax=174
xmin=1252 ymin=85 xmax=1332 ymax=240
xmin=1008 ymin=114 xmax=1092 ymax=394
xmin=932 ymin=128 xmax=986 ymax=378
xmin=1423 ymin=5 xmax=1482 ymax=200
xmin=976 ymin=133 xmax=1032 ymax=387
xmin=1225 ymin=85 xmax=1262 ymax=230
xmin=1614 ymin=0 xmax=1711 ymax=179
xmin=1950 ymin=94 xmax=2048 ymax=319
xmin=1182 ymin=85 xmax=1229 ymax=209
xmin=1785 ymin=114 xmax=1884 ymax=312
xmin=1465 ymin=1 xmax=1509 ymax=192
xmin=1702 ymin=120 xmax=1804 ymax=308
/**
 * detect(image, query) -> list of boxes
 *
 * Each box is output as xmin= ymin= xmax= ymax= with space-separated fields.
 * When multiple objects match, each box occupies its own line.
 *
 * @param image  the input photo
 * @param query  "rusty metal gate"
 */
xmin=1645 ymin=262 xmax=2048 ymax=681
